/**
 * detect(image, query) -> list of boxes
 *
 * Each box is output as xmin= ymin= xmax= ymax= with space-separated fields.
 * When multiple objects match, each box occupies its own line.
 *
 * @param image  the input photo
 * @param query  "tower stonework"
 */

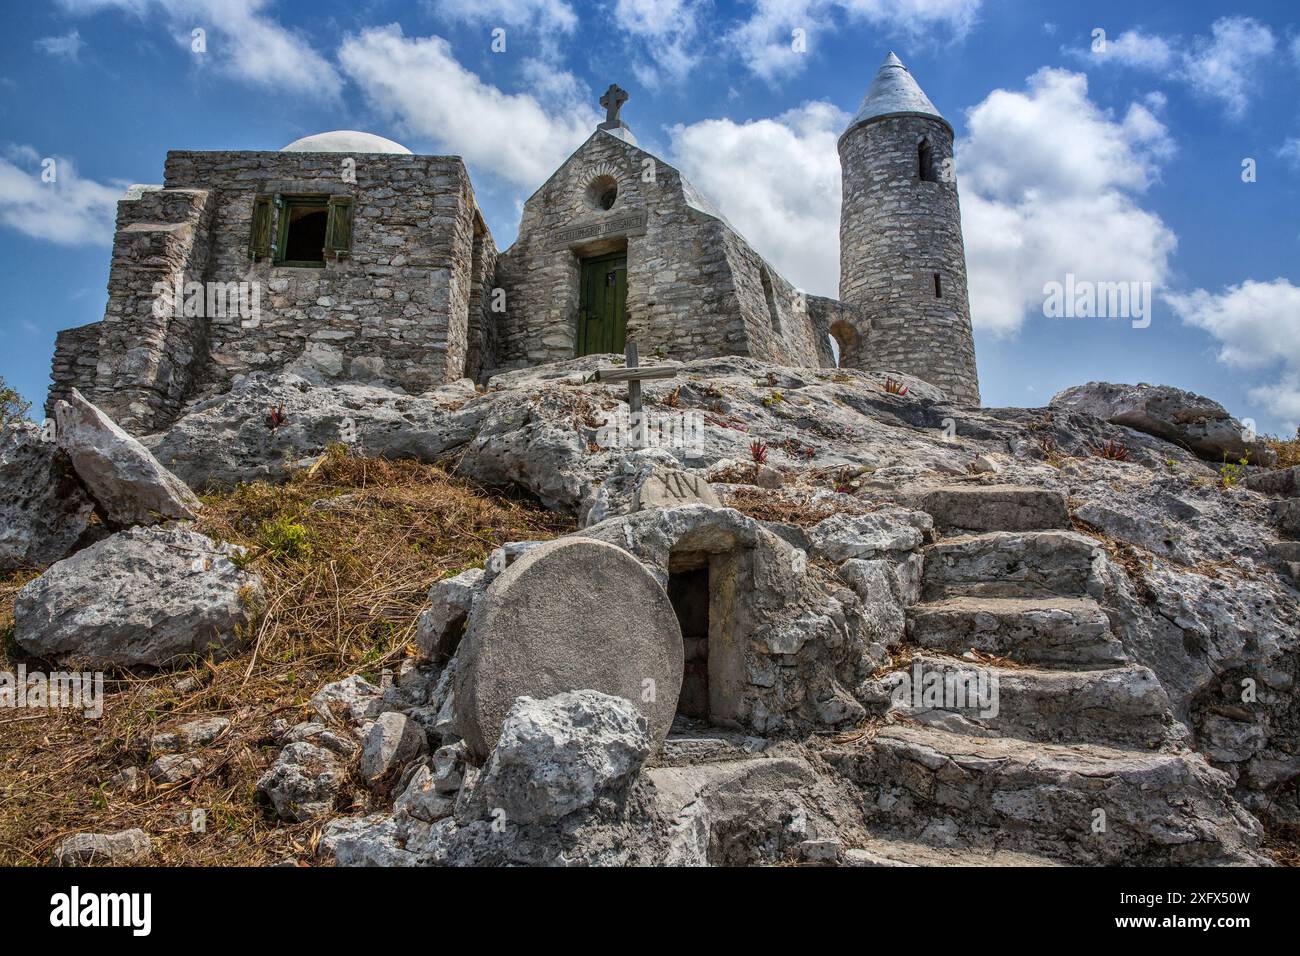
xmin=838 ymin=53 xmax=980 ymax=405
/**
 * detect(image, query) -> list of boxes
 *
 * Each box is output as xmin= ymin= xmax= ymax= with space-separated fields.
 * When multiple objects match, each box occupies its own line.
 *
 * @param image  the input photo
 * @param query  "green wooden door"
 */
xmin=577 ymin=253 xmax=628 ymax=356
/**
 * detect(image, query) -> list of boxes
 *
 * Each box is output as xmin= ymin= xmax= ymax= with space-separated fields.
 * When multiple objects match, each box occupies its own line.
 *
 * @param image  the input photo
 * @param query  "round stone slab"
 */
xmin=454 ymin=537 xmax=684 ymax=761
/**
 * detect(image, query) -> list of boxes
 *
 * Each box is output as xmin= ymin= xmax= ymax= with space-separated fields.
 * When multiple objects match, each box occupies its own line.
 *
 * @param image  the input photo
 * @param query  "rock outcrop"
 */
xmin=54 ymin=388 xmax=201 ymax=526
xmin=0 ymin=420 xmax=95 ymax=571
xmin=1050 ymin=381 xmax=1273 ymax=466
xmin=14 ymin=526 xmax=264 ymax=667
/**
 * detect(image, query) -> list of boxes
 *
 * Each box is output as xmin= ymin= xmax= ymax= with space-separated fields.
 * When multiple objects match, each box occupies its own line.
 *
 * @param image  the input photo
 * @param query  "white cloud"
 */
xmin=615 ymin=0 xmax=707 ymax=87
xmin=338 ymin=25 xmax=598 ymax=189
xmin=1088 ymin=29 xmax=1177 ymax=70
xmin=1182 ymin=16 xmax=1276 ymax=118
xmin=57 ymin=0 xmax=341 ymax=96
xmin=669 ymin=102 xmax=847 ymax=297
xmin=432 ymin=0 xmax=577 ymax=31
xmin=1165 ymin=279 xmax=1300 ymax=428
xmin=35 ymin=29 xmax=86 ymax=61
xmin=1280 ymin=138 xmax=1300 ymax=168
xmin=0 ymin=145 xmax=122 ymax=246
xmin=957 ymin=68 xmax=1177 ymax=336
xmin=728 ymin=0 xmax=982 ymax=81
xmin=1075 ymin=17 xmax=1275 ymax=119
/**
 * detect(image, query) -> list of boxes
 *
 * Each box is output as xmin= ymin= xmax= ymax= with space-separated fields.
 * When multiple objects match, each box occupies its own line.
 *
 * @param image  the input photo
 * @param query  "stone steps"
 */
xmin=920 ymin=484 xmax=1070 ymax=533
xmin=907 ymin=595 xmax=1128 ymax=669
xmin=921 ymin=529 xmax=1099 ymax=600
xmin=885 ymin=654 xmax=1177 ymax=749
xmin=843 ymin=836 xmax=1065 ymax=867
xmin=828 ymin=724 xmax=1265 ymax=865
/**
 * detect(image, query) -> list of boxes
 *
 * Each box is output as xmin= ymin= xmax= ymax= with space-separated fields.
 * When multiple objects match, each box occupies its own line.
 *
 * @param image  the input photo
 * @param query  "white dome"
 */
xmin=280 ymin=130 xmax=412 ymax=154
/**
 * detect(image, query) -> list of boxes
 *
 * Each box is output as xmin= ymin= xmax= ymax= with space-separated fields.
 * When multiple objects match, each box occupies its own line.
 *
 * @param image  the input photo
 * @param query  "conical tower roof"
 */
xmin=843 ymin=52 xmax=948 ymax=137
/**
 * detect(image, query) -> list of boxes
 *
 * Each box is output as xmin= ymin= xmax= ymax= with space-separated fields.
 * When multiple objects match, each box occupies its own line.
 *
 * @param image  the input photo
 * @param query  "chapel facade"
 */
xmin=46 ymin=54 xmax=980 ymax=431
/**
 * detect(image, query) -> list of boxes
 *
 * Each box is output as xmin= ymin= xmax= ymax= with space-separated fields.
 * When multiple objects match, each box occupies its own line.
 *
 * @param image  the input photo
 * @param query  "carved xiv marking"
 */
xmin=655 ymin=472 xmax=704 ymax=500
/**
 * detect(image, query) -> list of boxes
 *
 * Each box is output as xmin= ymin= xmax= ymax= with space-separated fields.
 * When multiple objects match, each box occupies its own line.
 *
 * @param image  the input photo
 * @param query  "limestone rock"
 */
xmin=634 ymin=465 xmax=721 ymax=511
xmin=309 ymin=674 xmax=383 ymax=724
xmin=0 ymin=421 xmax=95 ymax=571
xmin=807 ymin=508 xmax=931 ymax=561
xmin=361 ymin=711 xmax=429 ymax=787
xmin=465 ymin=690 xmax=651 ymax=825
xmin=319 ymin=814 xmax=418 ymax=867
xmin=148 ymin=754 xmax=204 ymax=784
xmin=256 ymin=742 xmax=347 ymax=822
xmin=13 ymin=526 xmax=264 ymax=668
xmin=53 ymin=828 xmax=154 ymax=866
xmin=415 ymin=567 xmax=484 ymax=662
xmin=1050 ymin=381 xmax=1273 ymax=466
xmin=1245 ymin=465 xmax=1300 ymax=497
xmin=54 ymin=388 xmax=200 ymax=525
xmin=920 ymin=485 xmax=1070 ymax=532
xmin=150 ymin=716 xmax=230 ymax=754
xmin=454 ymin=537 xmax=684 ymax=761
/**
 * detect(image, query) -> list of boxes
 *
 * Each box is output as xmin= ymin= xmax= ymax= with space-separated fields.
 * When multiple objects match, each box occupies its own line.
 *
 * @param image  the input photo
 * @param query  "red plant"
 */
xmin=1091 ymin=439 xmax=1130 ymax=461
xmin=750 ymin=441 xmax=769 ymax=466
xmin=883 ymin=378 xmax=909 ymax=396
xmin=267 ymin=405 xmax=287 ymax=429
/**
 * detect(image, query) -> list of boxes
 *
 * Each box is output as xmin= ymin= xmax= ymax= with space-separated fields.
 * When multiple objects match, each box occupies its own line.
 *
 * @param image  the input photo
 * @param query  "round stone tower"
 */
xmin=837 ymin=52 xmax=980 ymax=405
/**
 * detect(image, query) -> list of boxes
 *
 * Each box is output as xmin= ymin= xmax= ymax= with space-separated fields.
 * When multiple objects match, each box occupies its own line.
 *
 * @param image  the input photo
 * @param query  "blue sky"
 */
xmin=2 ymin=0 xmax=1299 ymax=434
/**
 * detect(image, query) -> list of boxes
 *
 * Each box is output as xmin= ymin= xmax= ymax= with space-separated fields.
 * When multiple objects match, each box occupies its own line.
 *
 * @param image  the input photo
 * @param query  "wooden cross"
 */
xmin=599 ymin=83 xmax=629 ymax=126
xmin=595 ymin=341 xmax=678 ymax=447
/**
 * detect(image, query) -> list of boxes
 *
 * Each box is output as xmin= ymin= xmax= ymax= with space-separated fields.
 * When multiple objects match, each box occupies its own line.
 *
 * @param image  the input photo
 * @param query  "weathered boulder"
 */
xmin=415 ymin=567 xmax=484 ymax=662
xmin=453 ymin=537 xmax=684 ymax=761
xmin=463 ymin=691 xmax=651 ymax=825
xmin=1245 ymin=465 xmax=1300 ymax=497
xmin=150 ymin=716 xmax=230 ymax=754
xmin=13 ymin=526 xmax=264 ymax=668
xmin=256 ymin=742 xmax=347 ymax=822
xmin=360 ymin=711 xmax=429 ymax=788
xmin=0 ymin=420 xmax=95 ymax=571
xmin=1050 ymin=382 xmax=1273 ymax=466
xmin=54 ymin=389 xmax=200 ymax=525
xmin=53 ymin=828 xmax=154 ymax=866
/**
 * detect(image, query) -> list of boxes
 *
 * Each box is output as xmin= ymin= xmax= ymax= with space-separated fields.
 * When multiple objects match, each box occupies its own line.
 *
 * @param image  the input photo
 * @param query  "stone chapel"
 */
xmin=46 ymin=53 xmax=980 ymax=432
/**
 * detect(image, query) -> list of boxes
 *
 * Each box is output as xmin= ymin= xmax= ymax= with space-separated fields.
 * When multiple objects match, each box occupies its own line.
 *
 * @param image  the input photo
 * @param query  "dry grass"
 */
xmin=0 ymin=449 xmax=571 ymax=866
xmin=1264 ymin=429 xmax=1300 ymax=470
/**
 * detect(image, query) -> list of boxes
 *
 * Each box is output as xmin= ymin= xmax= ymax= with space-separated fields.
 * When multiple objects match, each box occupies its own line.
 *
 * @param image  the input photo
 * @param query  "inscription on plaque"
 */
xmin=554 ymin=210 xmax=647 ymax=247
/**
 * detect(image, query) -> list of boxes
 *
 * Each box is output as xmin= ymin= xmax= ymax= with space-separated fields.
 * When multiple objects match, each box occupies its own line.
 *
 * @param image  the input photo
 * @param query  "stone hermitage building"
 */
xmin=47 ymin=54 xmax=980 ymax=430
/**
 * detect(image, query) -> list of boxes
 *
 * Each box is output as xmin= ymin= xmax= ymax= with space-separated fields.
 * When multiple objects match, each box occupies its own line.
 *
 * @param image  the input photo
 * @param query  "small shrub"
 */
xmin=750 ymin=441 xmax=770 ymax=466
xmin=0 ymin=376 xmax=31 ymax=430
xmin=883 ymin=377 xmax=909 ymax=396
xmin=256 ymin=516 xmax=312 ymax=560
xmin=1219 ymin=456 xmax=1249 ymax=489
xmin=761 ymin=391 xmax=784 ymax=408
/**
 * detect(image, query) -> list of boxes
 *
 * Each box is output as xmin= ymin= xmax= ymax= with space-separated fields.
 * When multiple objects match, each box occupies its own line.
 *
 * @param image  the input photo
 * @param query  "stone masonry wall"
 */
xmin=161 ymin=150 xmax=482 ymax=401
xmin=494 ymin=131 xmax=827 ymax=370
xmin=89 ymin=186 xmax=215 ymax=431
xmin=46 ymin=322 xmax=103 ymax=418
xmin=838 ymin=115 xmax=980 ymax=404
xmin=465 ymin=219 xmax=499 ymax=381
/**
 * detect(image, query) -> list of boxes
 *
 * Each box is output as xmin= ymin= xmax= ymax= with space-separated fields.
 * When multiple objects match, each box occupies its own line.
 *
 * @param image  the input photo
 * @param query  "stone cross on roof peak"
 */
xmin=599 ymin=83 xmax=629 ymax=129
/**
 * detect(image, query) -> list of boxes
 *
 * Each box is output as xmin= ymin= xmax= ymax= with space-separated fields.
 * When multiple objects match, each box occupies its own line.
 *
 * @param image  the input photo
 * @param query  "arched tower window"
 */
xmin=918 ymin=138 xmax=938 ymax=182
